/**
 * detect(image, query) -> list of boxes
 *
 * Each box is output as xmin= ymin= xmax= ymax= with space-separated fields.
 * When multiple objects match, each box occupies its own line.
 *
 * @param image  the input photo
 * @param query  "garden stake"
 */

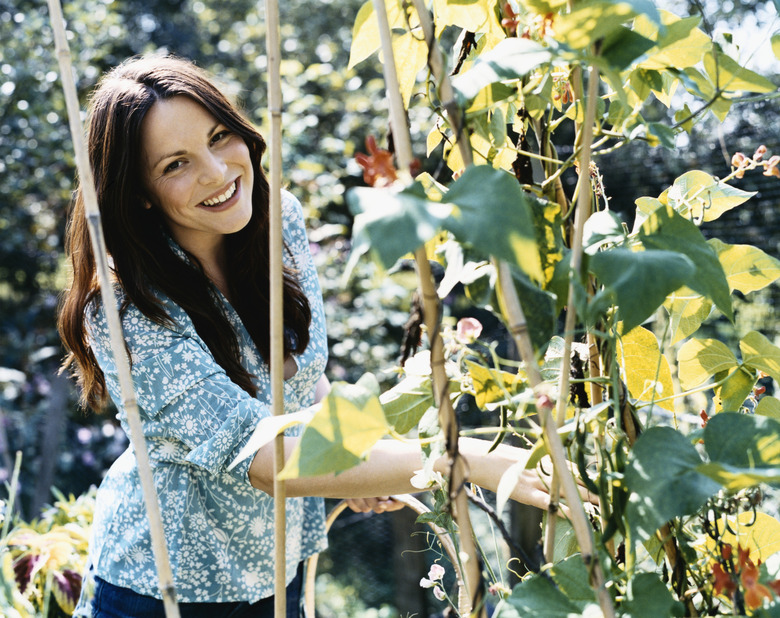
xmin=46 ymin=1 xmax=180 ymax=615
xmin=262 ymin=0 xmax=288 ymax=614
xmin=544 ymin=62 xmax=601 ymax=562
xmin=371 ymin=0 xmax=482 ymax=613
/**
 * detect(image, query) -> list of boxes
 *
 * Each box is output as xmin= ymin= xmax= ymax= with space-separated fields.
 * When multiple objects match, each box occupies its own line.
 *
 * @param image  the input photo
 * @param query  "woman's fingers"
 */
xmin=344 ymin=496 xmax=405 ymax=514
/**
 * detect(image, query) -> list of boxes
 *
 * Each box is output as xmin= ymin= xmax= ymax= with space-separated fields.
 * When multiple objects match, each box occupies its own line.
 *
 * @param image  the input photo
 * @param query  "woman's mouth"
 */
xmin=201 ymin=180 xmax=238 ymax=207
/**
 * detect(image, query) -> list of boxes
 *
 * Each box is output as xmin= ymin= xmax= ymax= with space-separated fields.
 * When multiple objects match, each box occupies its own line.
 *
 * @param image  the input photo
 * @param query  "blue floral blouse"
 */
xmin=74 ymin=191 xmax=328 ymax=611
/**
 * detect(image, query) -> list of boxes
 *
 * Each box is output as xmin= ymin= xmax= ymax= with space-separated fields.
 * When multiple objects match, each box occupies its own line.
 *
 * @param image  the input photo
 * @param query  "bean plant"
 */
xmin=280 ymin=0 xmax=780 ymax=616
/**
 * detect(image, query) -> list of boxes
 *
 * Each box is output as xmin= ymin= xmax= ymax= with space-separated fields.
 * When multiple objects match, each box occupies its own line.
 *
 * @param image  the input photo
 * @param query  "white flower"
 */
xmin=427 ymin=564 xmax=445 ymax=581
xmin=433 ymin=586 xmax=446 ymax=601
xmin=420 ymin=577 xmax=434 ymax=589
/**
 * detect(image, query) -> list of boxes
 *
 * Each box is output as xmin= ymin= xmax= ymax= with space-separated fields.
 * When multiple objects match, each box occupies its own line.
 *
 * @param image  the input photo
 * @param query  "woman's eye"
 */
xmin=163 ymin=160 xmax=184 ymax=174
xmin=211 ymin=130 xmax=231 ymax=145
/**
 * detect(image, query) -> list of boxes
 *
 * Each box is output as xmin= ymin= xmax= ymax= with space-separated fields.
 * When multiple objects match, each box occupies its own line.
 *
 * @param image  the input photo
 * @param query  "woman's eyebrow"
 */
xmin=151 ymin=122 xmax=221 ymax=170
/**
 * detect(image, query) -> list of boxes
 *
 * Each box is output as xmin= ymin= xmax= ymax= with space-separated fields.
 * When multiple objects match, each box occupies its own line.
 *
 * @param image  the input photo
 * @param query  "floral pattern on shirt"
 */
xmin=74 ymin=191 xmax=328 ymax=610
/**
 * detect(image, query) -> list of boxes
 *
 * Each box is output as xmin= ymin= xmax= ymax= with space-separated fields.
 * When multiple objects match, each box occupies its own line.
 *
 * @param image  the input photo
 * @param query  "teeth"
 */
xmin=202 ymin=181 xmax=237 ymax=206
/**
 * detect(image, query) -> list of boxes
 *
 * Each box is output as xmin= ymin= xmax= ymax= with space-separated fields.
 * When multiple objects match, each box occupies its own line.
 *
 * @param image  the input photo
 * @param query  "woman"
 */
xmin=59 ymin=55 xmax=564 ymax=617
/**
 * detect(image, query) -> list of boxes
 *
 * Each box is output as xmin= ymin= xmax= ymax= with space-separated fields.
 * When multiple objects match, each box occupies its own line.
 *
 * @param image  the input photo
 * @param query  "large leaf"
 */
xmin=279 ymin=374 xmax=389 ymax=479
xmin=710 ymin=239 xmax=780 ymax=294
xmin=493 ymin=574 xmax=585 ymax=617
xmin=379 ymin=374 xmax=434 ymax=434
xmin=704 ymin=512 xmax=780 ymax=564
xmin=554 ymin=0 xmax=659 ymax=50
xmin=635 ymin=12 xmax=710 ymax=70
xmin=740 ymin=330 xmax=780 ymax=382
xmin=549 ymin=555 xmax=597 ymax=609
xmin=392 ymin=31 xmax=428 ymax=108
xmin=639 ymin=205 xmax=733 ymax=321
xmin=441 ymin=166 xmax=543 ymax=281
xmin=625 ymin=426 xmax=721 ymax=542
xmin=347 ymin=0 xmax=408 ymax=69
xmin=677 ymin=338 xmax=739 ymax=390
xmin=704 ymin=50 xmax=777 ymax=93
xmin=699 ymin=412 xmax=780 ymax=490
xmin=756 ymin=396 xmax=780 ymax=421
xmin=347 ymin=183 xmax=451 ymax=270
xmin=589 ymin=248 xmax=695 ymax=334
xmin=621 ymin=572 xmax=686 ymax=617
xmin=713 ymin=366 xmax=757 ymax=413
xmin=502 ymin=268 xmax=556 ymax=352
xmin=659 ymin=171 xmax=755 ymax=223
xmin=663 ymin=287 xmax=713 ymax=344
xmin=617 ymin=325 xmax=676 ymax=411
xmin=465 ymin=359 xmax=526 ymax=410
xmin=453 ymin=38 xmax=553 ymax=101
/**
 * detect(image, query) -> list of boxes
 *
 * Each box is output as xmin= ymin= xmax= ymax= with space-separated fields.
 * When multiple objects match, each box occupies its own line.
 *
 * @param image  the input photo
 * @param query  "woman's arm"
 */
xmin=248 ymin=435 xmax=564 ymax=512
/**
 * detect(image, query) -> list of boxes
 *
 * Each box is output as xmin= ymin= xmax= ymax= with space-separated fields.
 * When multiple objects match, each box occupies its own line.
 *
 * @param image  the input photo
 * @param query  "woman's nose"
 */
xmin=199 ymin=152 xmax=228 ymax=185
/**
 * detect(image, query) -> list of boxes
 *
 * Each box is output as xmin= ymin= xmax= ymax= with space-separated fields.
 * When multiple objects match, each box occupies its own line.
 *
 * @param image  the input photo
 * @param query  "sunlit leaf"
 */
xmin=466 ymin=359 xmax=526 ymax=410
xmin=348 ymin=0 xmax=408 ymax=69
xmin=380 ymin=374 xmax=434 ymax=434
xmin=392 ymin=31 xmax=428 ymax=108
xmin=453 ymin=38 xmax=553 ymax=102
xmin=713 ymin=366 xmax=757 ymax=413
xmin=677 ymin=338 xmax=738 ymax=390
xmin=704 ymin=51 xmax=777 ymax=93
xmin=756 ymin=396 xmax=780 ymax=421
xmin=639 ymin=205 xmax=733 ymax=321
xmin=740 ymin=331 xmax=780 ymax=382
xmin=279 ymin=374 xmax=389 ymax=479
xmin=626 ymin=427 xmax=720 ymax=542
xmin=773 ymin=32 xmax=780 ymax=61
xmin=600 ymin=26 xmax=656 ymax=70
xmin=555 ymin=0 xmax=658 ymax=50
xmin=617 ymin=325 xmax=675 ymax=411
xmin=663 ymin=287 xmax=713 ymax=344
xmin=704 ymin=512 xmax=780 ymax=563
xmin=635 ymin=12 xmax=710 ymax=70
xmin=659 ymin=171 xmax=755 ymax=223
xmin=589 ymin=248 xmax=695 ymax=334
xmin=708 ymin=238 xmax=780 ymax=296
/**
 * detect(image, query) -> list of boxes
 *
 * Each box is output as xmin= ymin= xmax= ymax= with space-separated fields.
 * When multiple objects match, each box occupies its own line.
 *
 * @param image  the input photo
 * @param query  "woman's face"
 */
xmin=140 ymin=95 xmax=254 ymax=261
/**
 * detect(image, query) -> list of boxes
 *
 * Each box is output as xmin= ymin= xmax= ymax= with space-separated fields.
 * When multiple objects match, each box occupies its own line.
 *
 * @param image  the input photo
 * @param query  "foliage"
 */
xmin=269 ymin=0 xmax=780 ymax=615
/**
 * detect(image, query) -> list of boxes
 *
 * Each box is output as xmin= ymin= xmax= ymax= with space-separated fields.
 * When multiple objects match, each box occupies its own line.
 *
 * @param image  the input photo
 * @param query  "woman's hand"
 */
xmin=344 ymin=496 xmax=406 ymax=514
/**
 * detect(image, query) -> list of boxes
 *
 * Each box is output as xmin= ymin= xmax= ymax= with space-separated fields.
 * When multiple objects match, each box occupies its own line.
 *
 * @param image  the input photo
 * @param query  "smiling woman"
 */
xmin=56 ymin=54 xmax=568 ymax=618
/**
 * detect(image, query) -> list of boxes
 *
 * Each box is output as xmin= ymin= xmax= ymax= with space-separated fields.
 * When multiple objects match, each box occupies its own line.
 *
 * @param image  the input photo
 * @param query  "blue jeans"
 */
xmin=92 ymin=563 xmax=304 ymax=617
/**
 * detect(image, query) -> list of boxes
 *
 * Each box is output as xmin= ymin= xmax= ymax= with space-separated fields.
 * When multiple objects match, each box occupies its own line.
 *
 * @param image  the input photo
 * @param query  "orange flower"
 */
xmin=740 ymin=558 xmax=773 ymax=610
xmin=712 ymin=561 xmax=737 ymax=597
xmin=355 ymin=135 xmax=398 ymax=188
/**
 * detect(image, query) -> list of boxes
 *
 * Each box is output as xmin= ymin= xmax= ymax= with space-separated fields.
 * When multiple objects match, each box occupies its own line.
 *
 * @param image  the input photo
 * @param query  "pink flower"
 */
xmin=428 ymin=564 xmax=446 ymax=582
xmin=433 ymin=586 xmax=446 ymax=601
xmin=456 ymin=317 xmax=483 ymax=343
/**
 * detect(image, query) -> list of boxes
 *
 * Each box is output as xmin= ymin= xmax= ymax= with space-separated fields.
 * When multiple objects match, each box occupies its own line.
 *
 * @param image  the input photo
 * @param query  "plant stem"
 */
xmin=46 ymin=2 xmax=179 ymax=615
xmin=374 ymin=1 xmax=481 ymax=614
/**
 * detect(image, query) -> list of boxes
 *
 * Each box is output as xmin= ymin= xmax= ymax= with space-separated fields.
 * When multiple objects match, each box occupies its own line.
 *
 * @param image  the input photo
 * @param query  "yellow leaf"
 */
xmin=635 ymin=11 xmax=711 ymax=70
xmin=391 ymin=31 xmax=429 ymax=108
xmin=664 ymin=286 xmax=712 ymax=344
xmin=677 ymin=338 xmax=738 ymax=390
xmin=617 ymin=326 xmax=676 ymax=411
xmin=705 ymin=512 xmax=780 ymax=564
xmin=466 ymin=359 xmax=526 ymax=410
xmin=740 ymin=331 xmax=780 ymax=382
xmin=756 ymin=396 xmax=780 ymax=421
xmin=348 ymin=0 xmax=409 ymax=69
xmin=709 ymin=239 xmax=780 ymax=295
xmin=434 ymin=0 xmax=505 ymax=47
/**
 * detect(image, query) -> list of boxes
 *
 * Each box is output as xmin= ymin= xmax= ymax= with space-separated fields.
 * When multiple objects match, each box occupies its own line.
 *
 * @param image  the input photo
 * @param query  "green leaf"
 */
xmin=441 ymin=166 xmax=543 ymax=281
xmin=554 ymin=0 xmax=658 ymax=50
xmin=279 ymin=374 xmax=389 ymax=479
xmin=677 ymin=338 xmax=739 ymax=390
xmin=704 ymin=50 xmax=777 ymax=93
xmin=756 ymin=396 xmax=780 ymax=421
xmin=709 ymin=239 xmax=780 ymax=294
xmin=346 ymin=183 xmax=451 ymax=270
xmin=625 ymin=426 xmax=721 ymax=542
xmin=600 ymin=26 xmax=657 ymax=70
xmin=589 ymin=248 xmax=695 ymax=334
xmin=453 ymin=38 xmax=553 ymax=101
xmin=379 ymin=374 xmax=434 ymax=434
xmin=622 ymin=573 xmax=686 ymax=617
xmin=713 ymin=366 xmax=756 ymax=413
xmin=699 ymin=412 xmax=780 ymax=490
xmin=663 ymin=287 xmax=713 ymax=344
xmin=502 ymin=268 xmax=556 ymax=352
xmin=635 ymin=12 xmax=710 ymax=70
xmin=550 ymin=555 xmax=597 ymax=609
xmin=493 ymin=574 xmax=584 ymax=617
xmin=659 ymin=171 xmax=755 ymax=223
xmin=740 ymin=330 xmax=780 ymax=382
xmin=639 ymin=205 xmax=733 ymax=321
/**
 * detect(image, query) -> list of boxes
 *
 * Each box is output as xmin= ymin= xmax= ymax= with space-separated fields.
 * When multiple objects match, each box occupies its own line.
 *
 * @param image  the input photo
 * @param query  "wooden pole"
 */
xmin=371 ymin=1 xmax=482 ymax=614
xmin=46 ymin=2 xmax=180 ymax=616
xmin=263 ymin=0 xmax=288 ymax=614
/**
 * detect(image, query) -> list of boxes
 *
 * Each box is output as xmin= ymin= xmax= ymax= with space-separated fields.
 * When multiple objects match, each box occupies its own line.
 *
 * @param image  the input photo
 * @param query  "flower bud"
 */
xmin=754 ymin=144 xmax=767 ymax=161
xmin=731 ymin=152 xmax=747 ymax=168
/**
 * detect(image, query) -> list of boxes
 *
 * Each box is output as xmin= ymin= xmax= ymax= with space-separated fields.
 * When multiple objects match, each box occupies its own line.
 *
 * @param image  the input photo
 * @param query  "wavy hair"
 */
xmin=58 ymin=55 xmax=311 ymax=411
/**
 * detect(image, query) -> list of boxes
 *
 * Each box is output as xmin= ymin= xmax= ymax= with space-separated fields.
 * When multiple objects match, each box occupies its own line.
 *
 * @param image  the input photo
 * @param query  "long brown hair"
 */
xmin=58 ymin=55 xmax=311 ymax=411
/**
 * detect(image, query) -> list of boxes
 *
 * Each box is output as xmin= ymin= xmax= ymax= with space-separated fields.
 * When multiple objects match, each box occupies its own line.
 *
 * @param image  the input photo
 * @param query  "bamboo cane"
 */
xmin=263 ymin=0 xmax=287 ymax=615
xmin=46 ymin=3 xmax=180 ymax=616
xmin=371 ymin=1 xmax=482 ymax=614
